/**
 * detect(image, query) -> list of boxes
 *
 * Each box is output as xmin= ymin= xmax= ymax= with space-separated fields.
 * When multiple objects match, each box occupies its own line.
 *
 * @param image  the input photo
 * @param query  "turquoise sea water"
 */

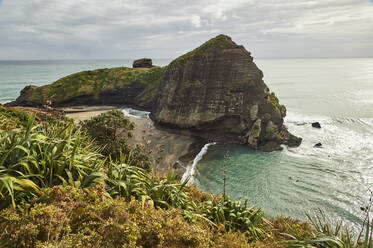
xmin=1 ymin=58 xmax=373 ymax=227
xmin=196 ymin=58 xmax=373 ymax=228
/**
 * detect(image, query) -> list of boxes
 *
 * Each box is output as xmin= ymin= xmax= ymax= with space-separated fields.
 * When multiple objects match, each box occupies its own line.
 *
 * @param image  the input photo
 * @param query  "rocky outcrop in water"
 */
xmin=312 ymin=122 xmax=321 ymax=128
xmin=151 ymin=34 xmax=301 ymax=151
xmin=314 ymin=143 xmax=322 ymax=148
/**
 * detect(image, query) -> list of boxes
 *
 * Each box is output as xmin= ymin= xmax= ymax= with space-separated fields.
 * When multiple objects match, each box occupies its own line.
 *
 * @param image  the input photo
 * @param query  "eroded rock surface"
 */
xmin=151 ymin=34 xmax=301 ymax=151
xmin=133 ymin=58 xmax=153 ymax=68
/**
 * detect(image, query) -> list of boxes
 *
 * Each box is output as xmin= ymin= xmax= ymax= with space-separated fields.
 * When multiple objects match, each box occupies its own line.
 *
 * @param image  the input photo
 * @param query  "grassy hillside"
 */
xmin=12 ymin=66 xmax=166 ymax=107
xmin=170 ymin=34 xmax=236 ymax=67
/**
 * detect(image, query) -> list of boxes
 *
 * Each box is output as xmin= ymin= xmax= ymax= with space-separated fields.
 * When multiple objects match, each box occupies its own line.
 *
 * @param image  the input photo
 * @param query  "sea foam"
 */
xmin=122 ymin=108 xmax=150 ymax=118
xmin=182 ymin=142 xmax=216 ymax=185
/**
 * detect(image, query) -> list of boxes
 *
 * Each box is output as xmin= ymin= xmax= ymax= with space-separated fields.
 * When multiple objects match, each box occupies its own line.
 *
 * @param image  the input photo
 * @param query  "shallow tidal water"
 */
xmin=1 ymin=58 xmax=373 ymax=228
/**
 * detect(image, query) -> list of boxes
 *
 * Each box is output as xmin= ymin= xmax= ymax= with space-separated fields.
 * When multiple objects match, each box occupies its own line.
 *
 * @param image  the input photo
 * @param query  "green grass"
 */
xmin=138 ymin=66 xmax=167 ymax=101
xmin=264 ymin=90 xmax=287 ymax=117
xmin=24 ymin=66 xmax=166 ymax=106
xmin=170 ymin=34 xmax=236 ymax=67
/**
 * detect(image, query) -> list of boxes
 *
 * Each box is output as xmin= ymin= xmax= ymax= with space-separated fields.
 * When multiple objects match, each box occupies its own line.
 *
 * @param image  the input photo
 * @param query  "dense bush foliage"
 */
xmin=80 ymin=110 xmax=133 ymax=157
xmin=199 ymin=197 xmax=265 ymax=240
xmin=0 ymin=106 xmax=29 ymax=130
xmin=0 ymin=186 xmax=212 ymax=248
xmin=0 ymin=185 xmax=325 ymax=248
xmin=0 ymin=112 xmax=19 ymax=130
xmin=80 ymin=110 xmax=151 ymax=169
xmin=0 ymin=118 xmax=103 ymax=209
xmin=105 ymin=163 xmax=193 ymax=210
xmin=284 ymin=209 xmax=373 ymax=248
xmin=1 ymin=108 xmax=372 ymax=247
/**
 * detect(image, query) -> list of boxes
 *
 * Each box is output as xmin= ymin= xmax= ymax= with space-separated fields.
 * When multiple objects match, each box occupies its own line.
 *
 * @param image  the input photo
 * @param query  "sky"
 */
xmin=0 ymin=0 xmax=372 ymax=60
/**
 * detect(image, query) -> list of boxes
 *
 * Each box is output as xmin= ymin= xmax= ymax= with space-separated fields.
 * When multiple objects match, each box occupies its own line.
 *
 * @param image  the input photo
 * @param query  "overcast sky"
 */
xmin=0 ymin=0 xmax=372 ymax=60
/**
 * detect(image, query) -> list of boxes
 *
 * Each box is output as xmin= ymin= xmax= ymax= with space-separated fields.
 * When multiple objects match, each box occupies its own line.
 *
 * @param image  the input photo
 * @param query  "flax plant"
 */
xmin=0 ymin=117 xmax=103 ymax=209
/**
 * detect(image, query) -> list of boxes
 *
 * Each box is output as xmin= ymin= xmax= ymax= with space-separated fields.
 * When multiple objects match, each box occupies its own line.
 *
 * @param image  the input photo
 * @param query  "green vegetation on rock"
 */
xmin=19 ymin=66 xmax=166 ymax=107
xmin=138 ymin=66 xmax=167 ymax=102
xmin=152 ymin=34 xmax=301 ymax=151
xmin=170 ymin=34 xmax=236 ymax=67
xmin=133 ymin=58 xmax=153 ymax=68
xmin=265 ymin=90 xmax=287 ymax=117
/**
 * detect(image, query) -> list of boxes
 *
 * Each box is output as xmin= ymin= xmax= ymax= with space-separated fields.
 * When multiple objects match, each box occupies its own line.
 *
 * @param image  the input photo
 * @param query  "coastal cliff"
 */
xmin=151 ymin=35 xmax=301 ymax=151
xmin=8 ymin=66 xmax=166 ymax=110
xmin=8 ymin=34 xmax=301 ymax=151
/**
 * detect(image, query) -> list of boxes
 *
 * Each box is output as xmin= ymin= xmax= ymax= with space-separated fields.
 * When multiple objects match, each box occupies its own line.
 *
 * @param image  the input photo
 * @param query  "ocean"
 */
xmin=1 ymin=58 xmax=372 ymax=227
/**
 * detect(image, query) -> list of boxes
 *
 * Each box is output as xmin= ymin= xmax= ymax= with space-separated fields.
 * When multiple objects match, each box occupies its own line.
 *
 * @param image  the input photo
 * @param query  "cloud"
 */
xmin=0 ymin=0 xmax=372 ymax=59
xmin=190 ymin=15 xmax=201 ymax=28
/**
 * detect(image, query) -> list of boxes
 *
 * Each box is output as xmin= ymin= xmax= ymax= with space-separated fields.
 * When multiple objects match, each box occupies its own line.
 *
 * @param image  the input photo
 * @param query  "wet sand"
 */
xmin=61 ymin=106 xmax=203 ymax=177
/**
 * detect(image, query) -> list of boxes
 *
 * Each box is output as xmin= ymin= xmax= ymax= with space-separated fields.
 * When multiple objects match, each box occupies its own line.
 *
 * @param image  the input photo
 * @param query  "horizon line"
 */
xmin=0 ymin=56 xmax=373 ymax=61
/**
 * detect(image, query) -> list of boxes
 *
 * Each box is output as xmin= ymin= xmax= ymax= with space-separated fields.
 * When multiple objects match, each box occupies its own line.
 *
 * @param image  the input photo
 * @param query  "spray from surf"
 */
xmin=181 ymin=142 xmax=216 ymax=185
xmin=122 ymin=108 xmax=150 ymax=118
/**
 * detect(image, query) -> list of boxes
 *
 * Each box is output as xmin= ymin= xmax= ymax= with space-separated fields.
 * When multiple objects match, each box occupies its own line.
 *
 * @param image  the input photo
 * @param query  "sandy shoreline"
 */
xmin=61 ymin=105 xmax=203 ymax=177
xmin=61 ymin=105 xmax=120 ymax=122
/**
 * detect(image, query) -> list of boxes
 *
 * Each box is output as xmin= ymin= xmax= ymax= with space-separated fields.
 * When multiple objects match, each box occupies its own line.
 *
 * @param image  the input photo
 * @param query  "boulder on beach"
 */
xmin=151 ymin=34 xmax=301 ymax=151
xmin=133 ymin=58 xmax=153 ymax=68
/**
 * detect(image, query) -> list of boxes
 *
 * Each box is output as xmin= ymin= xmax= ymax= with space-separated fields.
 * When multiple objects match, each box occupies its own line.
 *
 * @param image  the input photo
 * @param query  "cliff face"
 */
xmin=9 ymin=34 xmax=301 ymax=151
xmin=151 ymin=35 xmax=301 ymax=150
xmin=7 ymin=66 xmax=166 ymax=111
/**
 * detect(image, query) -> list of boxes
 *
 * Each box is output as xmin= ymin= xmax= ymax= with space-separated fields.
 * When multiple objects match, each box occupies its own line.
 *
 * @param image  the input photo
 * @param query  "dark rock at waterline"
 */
xmin=312 ymin=122 xmax=321 ymax=128
xmin=151 ymin=34 xmax=301 ymax=151
xmin=259 ymin=141 xmax=283 ymax=152
xmin=8 ymin=85 xmax=38 ymax=106
xmin=133 ymin=58 xmax=153 ymax=68
xmin=314 ymin=142 xmax=322 ymax=148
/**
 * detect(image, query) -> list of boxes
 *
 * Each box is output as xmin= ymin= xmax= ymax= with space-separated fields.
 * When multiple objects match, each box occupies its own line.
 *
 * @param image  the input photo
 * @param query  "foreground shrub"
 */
xmin=105 ymin=162 xmax=195 ymax=211
xmin=0 ymin=106 xmax=30 ymax=130
xmin=0 ymin=111 xmax=312 ymax=247
xmin=0 ymin=186 xmax=213 ymax=248
xmin=80 ymin=110 xmax=151 ymax=169
xmin=285 ymin=209 xmax=373 ymax=248
xmin=0 ymin=112 xmax=20 ymax=130
xmin=198 ymin=196 xmax=266 ymax=241
xmin=0 ymin=118 xmax=103 ymax=209
xmin=0 ymin=106 xmax=29 ymax=127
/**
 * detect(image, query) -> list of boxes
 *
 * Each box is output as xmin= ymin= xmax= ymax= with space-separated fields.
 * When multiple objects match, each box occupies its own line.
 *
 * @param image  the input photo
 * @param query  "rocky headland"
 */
xmin=7 ymin=66 xmax=165 ymax=110
xmin=8 ymin=34 xmax=301 ymax=154
xmin=151 ymin=34 xmax=301 ymax=151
